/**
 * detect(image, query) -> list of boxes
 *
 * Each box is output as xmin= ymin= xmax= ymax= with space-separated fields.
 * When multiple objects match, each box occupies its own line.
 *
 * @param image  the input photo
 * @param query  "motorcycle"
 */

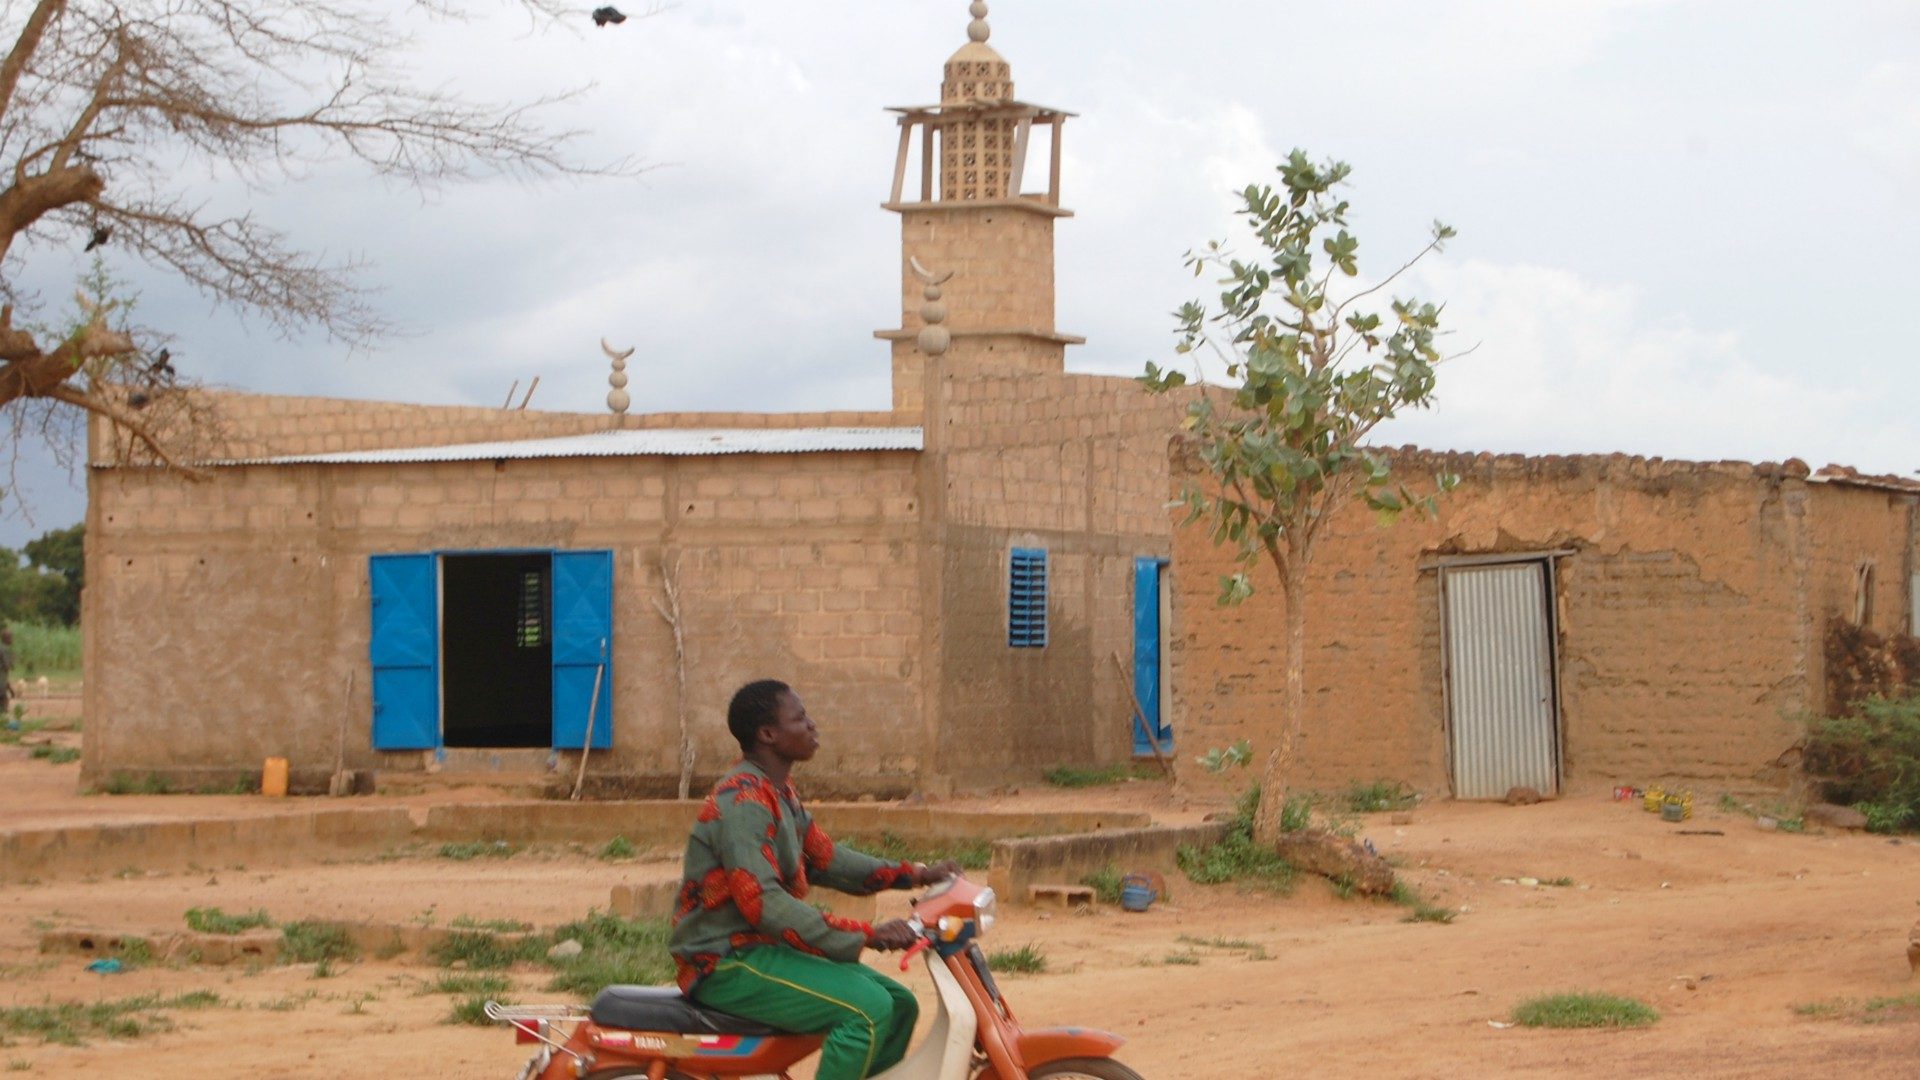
xmin=488 ymin=873 xmax=1144 ymax=1080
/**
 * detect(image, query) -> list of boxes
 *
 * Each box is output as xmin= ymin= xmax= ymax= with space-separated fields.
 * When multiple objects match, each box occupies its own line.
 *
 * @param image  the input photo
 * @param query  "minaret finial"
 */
xmin=967 ymin=1 xmax=990 ymax=43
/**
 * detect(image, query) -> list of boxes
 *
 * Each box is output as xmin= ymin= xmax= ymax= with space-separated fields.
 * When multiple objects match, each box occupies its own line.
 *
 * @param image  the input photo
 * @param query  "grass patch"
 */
xmin=447 ymin=995 xmax=504 ymax=1026
xmin=421 ymin=972 xmax=512 ymax=997
xmin=597 ymin=836 xmax=635 ymax=861
xmin=1159 ymin=953 xmax=1201 ymax=966
xmin=279 ymin=922 xmax=357 ymax=965
xmin=1511 ymin=992 xmax=1658 ymax=1029
xmin=27 ymin=746 xmax=78 ymax=765
xmin=95 ymin=773 xmax=173 ymax=796
xmin=1794 ymin=993 xmax=1920 ymax=1024
xmin=1542 ymin=876 xmax=1575 ymax=888
xmin=843 ymin=832 xmax=993 ymax=872
xmin=1041 ymin=763 xmax=1159 ymax=788
xmin=985 ymin=944 xmax=1047 ymax=975
xmin=259 ymin=991 xmax=317 ymax=1012
xmin=449 ymin=916 xmax=532 ymax=934
xmin=437 ymin=840 xmax=519 ymax=862
xmin=1174 ymin=934 xmax=1269 ymax=960
xmin=1343 ymin=780 xmax=1417 ymax=813
xmin=185 ymin=907 xmax=272 ymax=935
xmin=1080 ymin=866 xmax=1123 ymax=905
xmin=429 ymin=931 xmax=542 ymax=971
xmin=542 ymin=912 xmax=674 ymax=997
xmin=1176 ymin=786 xmax=1296 ymax=893
xmin=0 ymin=990 xmax=220 ymax=1046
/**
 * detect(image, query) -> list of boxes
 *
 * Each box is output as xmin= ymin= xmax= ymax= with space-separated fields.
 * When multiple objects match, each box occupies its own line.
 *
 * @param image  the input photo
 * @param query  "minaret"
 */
xmin=875 ymin=1 xmax=1081 ymax=417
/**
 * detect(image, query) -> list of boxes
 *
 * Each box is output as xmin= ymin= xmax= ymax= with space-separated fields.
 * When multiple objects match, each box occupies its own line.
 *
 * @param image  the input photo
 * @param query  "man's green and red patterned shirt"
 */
xmin=668 ymin=760 xmax=917 ymax=992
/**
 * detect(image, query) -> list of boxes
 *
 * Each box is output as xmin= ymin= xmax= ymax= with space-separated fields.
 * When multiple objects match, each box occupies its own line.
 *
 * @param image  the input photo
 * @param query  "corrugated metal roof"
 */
xmin=226 ymin=427 xmax=924 ymax=466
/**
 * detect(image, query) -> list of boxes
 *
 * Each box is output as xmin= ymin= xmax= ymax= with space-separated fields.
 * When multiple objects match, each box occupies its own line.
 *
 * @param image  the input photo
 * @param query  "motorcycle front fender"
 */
xmin=970 ymin=1026 xmax=1126 ymax=1078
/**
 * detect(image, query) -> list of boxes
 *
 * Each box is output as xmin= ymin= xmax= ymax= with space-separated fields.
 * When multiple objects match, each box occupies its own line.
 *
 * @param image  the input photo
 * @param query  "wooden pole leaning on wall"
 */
xmin=570 ymin=648 xmax=607 ymax=801
xmin=1109 ymin=651 xmax=1174 ymax=778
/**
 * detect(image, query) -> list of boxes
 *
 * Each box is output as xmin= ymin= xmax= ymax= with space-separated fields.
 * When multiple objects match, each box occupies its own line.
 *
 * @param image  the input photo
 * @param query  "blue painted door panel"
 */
xmin=551 ymin=550 xmax=614 ymax=750
xmin=1132 ymin=558 xmax=1172 ymax=755
xmin=370 ymin=554 xmax=439 ymax=750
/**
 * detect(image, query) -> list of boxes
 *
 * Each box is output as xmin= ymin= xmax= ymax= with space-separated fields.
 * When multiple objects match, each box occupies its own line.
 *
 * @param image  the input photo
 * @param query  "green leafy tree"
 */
xmin=23 ymin=522 xmax=81 ymax=624
xmin=1141 ymin=150 xmax=1459 ymax=842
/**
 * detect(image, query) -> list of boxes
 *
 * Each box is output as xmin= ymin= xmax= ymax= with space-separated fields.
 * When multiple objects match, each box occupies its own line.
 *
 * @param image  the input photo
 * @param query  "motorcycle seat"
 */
xmin=589 ymin=985 xmax=780 ymax=1037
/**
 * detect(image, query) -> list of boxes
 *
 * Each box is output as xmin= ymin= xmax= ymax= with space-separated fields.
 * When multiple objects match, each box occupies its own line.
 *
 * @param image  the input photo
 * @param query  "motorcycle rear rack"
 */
xmin=486 ymin=1001 xmax=591 ymax=1064
xmin=485 ymin=1002 xmax=592 ymax=1022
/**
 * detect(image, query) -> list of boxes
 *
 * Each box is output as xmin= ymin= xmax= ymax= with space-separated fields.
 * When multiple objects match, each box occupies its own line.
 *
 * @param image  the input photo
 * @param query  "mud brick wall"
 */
xmin=927 ymin=365 xmax=1184 ymax=785
xmin=1172 ymin=453 xmax=1919 ymax=798
xmin=85 ymin=447 xmax=927 ymax=793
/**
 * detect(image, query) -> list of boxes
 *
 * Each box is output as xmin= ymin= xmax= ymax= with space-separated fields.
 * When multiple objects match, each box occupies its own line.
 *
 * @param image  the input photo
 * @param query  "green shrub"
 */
xmin=421 ymin=973 xmax=511 ymax=997
xmin=542 ymin=912 xmax=673 ymax=997
xmin=1805 ymin=693 xmax=1920 ymax=832
xmin=437 ymin=840 xmax=519 ymax=861
xmin=96 ymin=773 xmax=173 ymax=796
xmin=10 ymin=623 xmax=80 ymax=678
xmin=28 ymin=746 xmax=78 ymax=765
xmin=449 ymin=916 xmax=532 ymax=934
xmin=429 ymin=931 xmax=542 ymax=971
xmin=1511 ymin=992 xmax=1658 ymax=1029
xmin=985 ymin=944 xmax=1047 ymax=974
xmin=1176 ymin=786 xmax=1296 ymax=893
xmin=843 ymin=832 xmax=992 ymax=871
xmin=447 ymin=995 xmax=503 ymax=1026
xmin=1343 ymin=780 xmax=1417 ymax=813
xmin=1079 ymin=866 xmax=1123 ymax=904
xmin=279 ymin=922 xmax=357 ymax=965
xmin=597 ymin=836 xmax=635 ymax=860
xmin=185 ymin=907 xmax=272 ymax=935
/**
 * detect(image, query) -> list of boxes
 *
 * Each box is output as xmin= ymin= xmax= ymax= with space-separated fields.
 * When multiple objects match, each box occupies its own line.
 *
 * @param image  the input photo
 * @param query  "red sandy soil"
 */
xmin=2 ymin=754 xmax=1917 ymax=1079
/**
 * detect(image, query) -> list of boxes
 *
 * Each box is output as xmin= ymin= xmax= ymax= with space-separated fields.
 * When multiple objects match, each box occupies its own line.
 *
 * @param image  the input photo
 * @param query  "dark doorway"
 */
xmin=441 ymin=553 xmax=552 ymax=748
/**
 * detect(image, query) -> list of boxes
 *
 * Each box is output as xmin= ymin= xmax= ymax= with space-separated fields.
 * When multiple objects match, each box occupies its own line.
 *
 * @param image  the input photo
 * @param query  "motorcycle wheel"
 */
xmin=1027 ymin=1058 xmax=1147 ymax=1080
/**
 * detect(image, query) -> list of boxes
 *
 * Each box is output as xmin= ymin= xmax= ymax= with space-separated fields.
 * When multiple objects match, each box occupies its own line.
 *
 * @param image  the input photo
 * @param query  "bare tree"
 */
xmin=0 ymin=0 xmax=630 ymax=466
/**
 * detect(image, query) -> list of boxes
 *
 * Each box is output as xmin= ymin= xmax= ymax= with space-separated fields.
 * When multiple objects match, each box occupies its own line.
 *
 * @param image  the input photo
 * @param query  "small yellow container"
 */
xmin=262 ymin=757 xmax=289 ymax=798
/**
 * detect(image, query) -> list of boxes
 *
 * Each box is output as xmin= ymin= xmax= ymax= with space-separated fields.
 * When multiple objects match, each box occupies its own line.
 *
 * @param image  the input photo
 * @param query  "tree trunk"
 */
xmin=1253 ymin=563 xmax=1309 ymax=844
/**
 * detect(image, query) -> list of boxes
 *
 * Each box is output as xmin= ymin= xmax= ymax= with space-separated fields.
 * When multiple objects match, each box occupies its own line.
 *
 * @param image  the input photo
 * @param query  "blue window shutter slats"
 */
xmin=369 ymin=553 xmax=439 ymax=750
xmin=551 ymin=550 xmax=614 ymax=750
xmin=1008 ymin=547 xmax=1049 ymax=648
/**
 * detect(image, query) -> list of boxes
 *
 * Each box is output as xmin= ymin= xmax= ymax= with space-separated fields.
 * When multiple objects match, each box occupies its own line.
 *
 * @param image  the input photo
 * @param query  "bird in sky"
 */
xmin=83 ymin=225 xmax=110 ymax=252
xmin=591 ymin=6 xmax=626 ymax=26
xmin=145 ymin=348 xmax=173 ymax=381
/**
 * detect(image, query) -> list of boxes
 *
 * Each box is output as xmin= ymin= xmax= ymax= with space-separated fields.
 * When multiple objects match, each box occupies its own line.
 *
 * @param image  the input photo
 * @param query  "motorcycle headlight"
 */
xmin=973 ymin=887 xmax=997 ymax=936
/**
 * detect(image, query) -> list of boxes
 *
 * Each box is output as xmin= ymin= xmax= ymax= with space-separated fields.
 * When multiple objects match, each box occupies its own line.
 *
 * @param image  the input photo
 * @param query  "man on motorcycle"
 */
xmin=669 ymin=679 xmax=960 ymax=1080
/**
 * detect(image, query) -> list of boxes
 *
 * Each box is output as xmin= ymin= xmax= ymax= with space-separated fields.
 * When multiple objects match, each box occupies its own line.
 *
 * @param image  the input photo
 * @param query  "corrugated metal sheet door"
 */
xmin=1444 ymin=562 xmax=1558 ymax=798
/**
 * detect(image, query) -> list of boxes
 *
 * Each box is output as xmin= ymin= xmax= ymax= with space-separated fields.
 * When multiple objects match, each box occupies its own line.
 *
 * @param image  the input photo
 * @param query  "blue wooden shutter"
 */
xmin=369 ymin=553 xmax=439 ymax=750
xmin=1133 ymin=557 xmax=1166 ymax=755
xmin=1008 ymin=548 xmax=1048 ymax=648
xmin=551 ymin=550 xmax=614 ymax=749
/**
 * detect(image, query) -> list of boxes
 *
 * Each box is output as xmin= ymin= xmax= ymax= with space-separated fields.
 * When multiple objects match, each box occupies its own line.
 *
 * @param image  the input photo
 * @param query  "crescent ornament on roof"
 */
xmin=908 ymin=256 xmax=955 ymax=286
xmin=600 ymin=338 xmax=636 ymax=362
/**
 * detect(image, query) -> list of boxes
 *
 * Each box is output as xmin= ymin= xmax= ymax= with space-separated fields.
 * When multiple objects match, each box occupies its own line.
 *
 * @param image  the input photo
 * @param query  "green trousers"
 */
xmin=692 ymin=947 xmax=918 ymax=1080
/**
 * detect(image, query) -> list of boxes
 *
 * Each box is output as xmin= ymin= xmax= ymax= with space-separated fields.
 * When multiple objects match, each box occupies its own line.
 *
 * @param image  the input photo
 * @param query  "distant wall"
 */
xmin=85 ymin=444 xmax=926 ymax=792
xmin=1172 ymin=453 xmax=1919 ymax=797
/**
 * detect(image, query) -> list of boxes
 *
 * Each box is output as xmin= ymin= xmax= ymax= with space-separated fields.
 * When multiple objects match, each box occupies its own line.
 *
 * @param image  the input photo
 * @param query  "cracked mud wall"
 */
xmin=1171 ymin=453 xmax=1920 ymax=797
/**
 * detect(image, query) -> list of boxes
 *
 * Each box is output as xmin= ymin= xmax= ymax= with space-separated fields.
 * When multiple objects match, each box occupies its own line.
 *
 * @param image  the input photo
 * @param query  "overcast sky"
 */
xmin=6 ymin=0 xmax=1917 ymax=546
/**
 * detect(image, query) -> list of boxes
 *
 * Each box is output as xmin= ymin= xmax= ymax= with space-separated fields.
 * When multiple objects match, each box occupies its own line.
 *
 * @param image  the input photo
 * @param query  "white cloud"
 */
xmin=1377 ymin=259 xmax=1889 ymax=469
xmin=1849 ymin=62 xmax=1920 ymax=191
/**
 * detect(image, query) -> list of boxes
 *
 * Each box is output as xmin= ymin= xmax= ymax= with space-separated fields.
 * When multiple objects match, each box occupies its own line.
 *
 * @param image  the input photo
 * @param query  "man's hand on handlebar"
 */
xmin=868 ymin=919 xmax=920 ymax=952
xmin=912 ymin=859 xmax=962 ymax=886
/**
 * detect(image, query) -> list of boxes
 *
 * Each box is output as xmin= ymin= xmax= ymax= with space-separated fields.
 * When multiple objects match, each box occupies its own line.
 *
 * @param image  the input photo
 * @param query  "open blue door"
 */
xmin=552 ymin=550 xmax=614 ymax=750
xmin=1132 ymin=557 xmax=1172 ymax=756
xmin=370 ymin=554 xmax=440 ymax=750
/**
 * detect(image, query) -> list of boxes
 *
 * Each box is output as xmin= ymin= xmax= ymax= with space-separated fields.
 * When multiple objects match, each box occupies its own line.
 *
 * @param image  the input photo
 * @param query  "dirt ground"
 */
xmin=2 ymin=752 xmax=1918 ymax=1079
